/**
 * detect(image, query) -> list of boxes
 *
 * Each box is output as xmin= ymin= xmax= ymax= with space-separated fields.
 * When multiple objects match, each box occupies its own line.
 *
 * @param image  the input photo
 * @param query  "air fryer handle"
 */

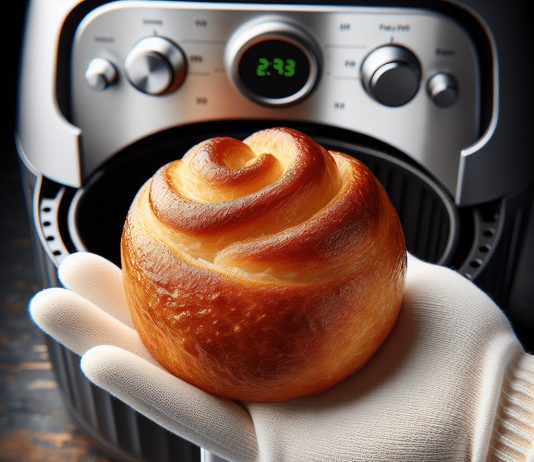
xmin=17 ymin=0 xmax=83 ymax=188
xmin=451 ymin=0 xmax=534 ymax=205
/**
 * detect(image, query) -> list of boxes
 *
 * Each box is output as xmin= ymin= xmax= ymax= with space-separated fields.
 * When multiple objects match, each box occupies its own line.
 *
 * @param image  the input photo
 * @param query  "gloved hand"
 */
xmin=29 ymin=252 xmax=534 ymax=462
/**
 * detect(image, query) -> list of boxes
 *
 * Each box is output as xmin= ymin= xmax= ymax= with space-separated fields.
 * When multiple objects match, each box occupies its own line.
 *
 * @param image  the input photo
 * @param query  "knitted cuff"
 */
xmin=490 ymin=354 xmax=534 ymax=461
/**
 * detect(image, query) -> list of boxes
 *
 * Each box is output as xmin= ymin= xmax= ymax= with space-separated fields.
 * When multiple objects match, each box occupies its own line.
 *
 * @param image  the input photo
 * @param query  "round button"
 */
xmin=361 ymin=45 xmax=421 ymax=107
xmin=125 ymin=36 xmax=187 ymax=96
xmin=427 ymin=73 xmax=458 ymax=108
xmin=85 ymin=58 xmax=117 ymax=91
xmin=227 ymin=21 xmax=320 ymax=106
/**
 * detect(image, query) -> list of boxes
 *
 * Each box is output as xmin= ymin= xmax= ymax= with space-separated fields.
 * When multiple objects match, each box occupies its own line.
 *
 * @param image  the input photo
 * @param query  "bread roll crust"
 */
xmin=121 ymin=127 xmax=406 ymax=402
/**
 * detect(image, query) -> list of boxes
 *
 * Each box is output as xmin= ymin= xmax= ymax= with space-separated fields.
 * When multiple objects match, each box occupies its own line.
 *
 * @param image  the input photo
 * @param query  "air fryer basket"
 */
xmin=68 ymin=123 xmax=459 ymax=266
xmin=36 ymin=121 xmax=518 ymax=462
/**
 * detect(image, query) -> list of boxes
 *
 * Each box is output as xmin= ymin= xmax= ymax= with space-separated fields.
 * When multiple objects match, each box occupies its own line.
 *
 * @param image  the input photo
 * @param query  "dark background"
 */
xmin=0 ymin=1 xmax=532 ymax=461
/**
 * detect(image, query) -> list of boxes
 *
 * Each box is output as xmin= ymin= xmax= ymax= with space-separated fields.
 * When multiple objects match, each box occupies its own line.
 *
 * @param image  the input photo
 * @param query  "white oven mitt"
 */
xmin=29 ymin=252 xmax=534 ymax=462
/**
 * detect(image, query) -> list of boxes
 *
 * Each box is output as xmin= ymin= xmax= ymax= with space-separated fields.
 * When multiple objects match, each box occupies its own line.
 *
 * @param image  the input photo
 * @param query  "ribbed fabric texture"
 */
xmin=490 ymin=355 xmax=534 ymax=461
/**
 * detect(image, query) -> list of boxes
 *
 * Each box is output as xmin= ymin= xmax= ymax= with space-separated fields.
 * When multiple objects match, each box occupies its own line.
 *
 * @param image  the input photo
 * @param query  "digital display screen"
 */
xmin=238 ymin=39 xmax=311 ymax=100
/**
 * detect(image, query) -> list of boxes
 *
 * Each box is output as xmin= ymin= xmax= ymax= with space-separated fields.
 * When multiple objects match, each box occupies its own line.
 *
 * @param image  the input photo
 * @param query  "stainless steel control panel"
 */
xmin=71 ymin=1 xmax=480 ymax=197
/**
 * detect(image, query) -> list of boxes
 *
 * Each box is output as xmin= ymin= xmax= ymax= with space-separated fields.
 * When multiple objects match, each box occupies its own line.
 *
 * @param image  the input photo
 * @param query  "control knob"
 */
xmin=427 ymin=73 xmax=458 ymax=108
xmin=361 ymin=45 xmax=421 ymax=107
xmin=125 ymin=36 xmax=187 ymax=96
xmin=84 ymin=58 xmax=117 ymax=91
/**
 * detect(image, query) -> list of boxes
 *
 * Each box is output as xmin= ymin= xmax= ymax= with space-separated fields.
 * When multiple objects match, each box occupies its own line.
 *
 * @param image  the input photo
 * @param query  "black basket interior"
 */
xmin=69 ymin=122 xmax=459 ymax=267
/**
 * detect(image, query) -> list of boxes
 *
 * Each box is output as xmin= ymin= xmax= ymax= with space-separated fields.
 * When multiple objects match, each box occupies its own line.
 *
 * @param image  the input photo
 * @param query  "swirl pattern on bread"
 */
xmin=121 ymin=127 xmax=406 ymax=402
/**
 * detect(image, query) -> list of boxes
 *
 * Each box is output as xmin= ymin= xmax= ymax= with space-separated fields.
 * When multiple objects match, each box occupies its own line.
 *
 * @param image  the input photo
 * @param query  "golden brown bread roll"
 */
xmin=121 ymin=127 xmax=406 ymax=402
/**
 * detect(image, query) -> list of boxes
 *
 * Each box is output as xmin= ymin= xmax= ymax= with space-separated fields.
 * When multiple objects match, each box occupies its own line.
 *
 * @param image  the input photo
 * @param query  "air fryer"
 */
xmin=17 ymin=1 xmax=533 ymax=461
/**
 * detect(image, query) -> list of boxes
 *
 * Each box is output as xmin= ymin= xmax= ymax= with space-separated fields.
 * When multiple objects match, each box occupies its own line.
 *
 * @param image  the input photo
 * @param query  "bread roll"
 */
xmin=121 ymin=127 xmax=406 ymax=402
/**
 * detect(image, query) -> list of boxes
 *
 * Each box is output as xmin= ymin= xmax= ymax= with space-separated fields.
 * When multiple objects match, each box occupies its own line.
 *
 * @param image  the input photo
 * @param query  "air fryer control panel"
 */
xmin=71 ymin=1 xmax=480 ymax=196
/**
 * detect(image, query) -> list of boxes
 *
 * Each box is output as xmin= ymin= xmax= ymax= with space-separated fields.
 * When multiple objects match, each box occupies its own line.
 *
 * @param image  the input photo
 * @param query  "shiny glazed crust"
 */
xmin=121 ymin=128 xmax=406 ymax=402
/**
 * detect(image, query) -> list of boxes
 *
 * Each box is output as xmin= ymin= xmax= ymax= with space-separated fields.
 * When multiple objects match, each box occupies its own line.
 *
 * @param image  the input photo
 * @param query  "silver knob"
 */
xmin=125 ymin=36 xmax=187 ymax=95
xmin=85 ymin=58 xmax=117 ymax=91
xmin=361 ymin=45 xmax=421 ymax=107
xmin=427 ymin=73 xmax=458 ymax=108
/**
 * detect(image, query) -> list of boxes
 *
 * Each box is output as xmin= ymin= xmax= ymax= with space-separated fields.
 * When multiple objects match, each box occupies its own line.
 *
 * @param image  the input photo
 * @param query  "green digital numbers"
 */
xmin=256 ymin=58 xmax=270 ymax=76
xmin=284 ymin=59 xmax=296 ymax=77
xmin=273 ymin=58 xmax=284 ymax=75
xmin=255 ymin=58 xmax=296 ymax=77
